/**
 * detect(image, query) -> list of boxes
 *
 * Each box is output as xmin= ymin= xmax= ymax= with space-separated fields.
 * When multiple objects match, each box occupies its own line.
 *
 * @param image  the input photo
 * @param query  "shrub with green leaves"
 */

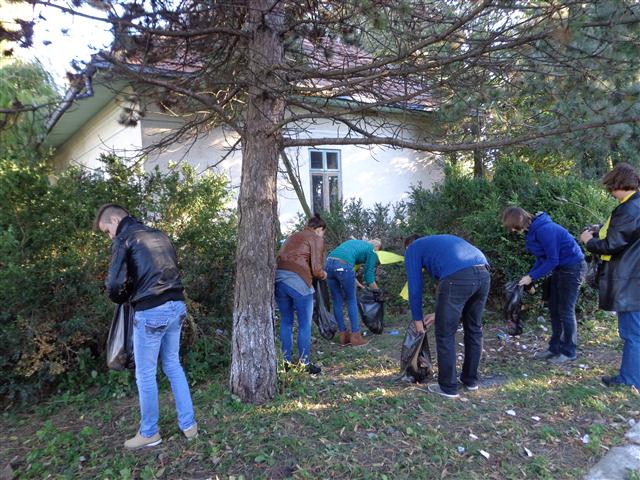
xmin=405 ymin=159 xmax=616 ymax=302
xmin=0 ymin=154 xmax=236 ymax=402
xmin=297 ymin=159 xmax=615 ymax=316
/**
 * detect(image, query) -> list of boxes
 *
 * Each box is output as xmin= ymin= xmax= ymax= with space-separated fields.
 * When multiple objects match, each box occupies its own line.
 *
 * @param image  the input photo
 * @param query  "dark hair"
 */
xmin=501 ymin=207 xmax=533 ymax=231
xmin=602 ymin=162 xmax=640 ymax=192
xmin=404 ymin=234 xmax=421 ymax=249
xmin=306 ymin=213 xmax=326 ymax=230
xmin=94 ymin=203 xmax=129 ymax=231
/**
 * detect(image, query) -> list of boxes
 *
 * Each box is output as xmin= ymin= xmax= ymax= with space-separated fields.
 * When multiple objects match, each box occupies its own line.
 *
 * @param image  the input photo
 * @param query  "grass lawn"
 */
xmin=1 ymin=310 xmax=639 ymax=479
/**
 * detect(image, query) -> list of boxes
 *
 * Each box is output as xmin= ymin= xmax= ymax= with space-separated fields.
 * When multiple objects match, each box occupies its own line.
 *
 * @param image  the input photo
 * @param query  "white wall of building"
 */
xmin=53 ymin=106 xmax=443 ymax=231
xmin=51 ymin=98 xmax=143 ymax=172
xmin=141 ymin=114 xmax=243 ymax=192
xmin=139 ymin=112 xmax=442 ymax=230
xmin=277 ymin=116 xmax=442 ymax=229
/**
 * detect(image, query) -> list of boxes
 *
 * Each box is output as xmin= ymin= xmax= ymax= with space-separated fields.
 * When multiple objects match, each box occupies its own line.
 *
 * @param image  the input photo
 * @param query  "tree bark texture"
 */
xmin=229 ymin=0 xmax=286 ymax=404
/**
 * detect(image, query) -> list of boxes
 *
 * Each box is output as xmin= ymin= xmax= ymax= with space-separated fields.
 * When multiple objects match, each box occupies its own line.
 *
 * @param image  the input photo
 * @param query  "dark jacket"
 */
xmin=586 ymin=192 xmax=640 ymax=312
xmin=276 ymin=227 xmax=325 ymax=287
xmin=106 ymin=216 xmax=184 ymax=311
xmin=525 ymin=213 xmax=584 ymax=281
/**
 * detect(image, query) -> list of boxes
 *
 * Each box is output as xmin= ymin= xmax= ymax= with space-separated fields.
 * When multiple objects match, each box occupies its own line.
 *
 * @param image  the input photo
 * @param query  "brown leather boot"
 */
xmin=339 ymin=331 xmax=350 ymax=346
xmin=349 ymin=332 xmax=368 ymax=347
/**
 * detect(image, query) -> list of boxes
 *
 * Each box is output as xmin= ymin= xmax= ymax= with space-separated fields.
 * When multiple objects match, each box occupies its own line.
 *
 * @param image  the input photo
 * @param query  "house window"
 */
xmin=309 ymin=149 xmax=341 ymax=213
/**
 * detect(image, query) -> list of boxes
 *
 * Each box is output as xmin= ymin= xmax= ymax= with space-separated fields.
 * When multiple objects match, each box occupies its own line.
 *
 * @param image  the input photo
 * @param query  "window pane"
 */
xmin=312 ymin=174 xmax=325 ymax=213
xmin=310 ymin=151 xmax=323 ymax=169
xmin=326 ymin=152 xmax=339 ymax=170
xmin=328 ymin=175 xmax=340 ymax=210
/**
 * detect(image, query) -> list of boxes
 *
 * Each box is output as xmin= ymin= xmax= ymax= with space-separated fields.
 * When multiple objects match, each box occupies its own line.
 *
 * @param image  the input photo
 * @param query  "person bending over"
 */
xmin=404 ymin=234 xmax=491 ymax=399
xmin=325 ymin=238 xmax=381 ymax=347
xmin=502 ymin=207 xmax=585 ymax=364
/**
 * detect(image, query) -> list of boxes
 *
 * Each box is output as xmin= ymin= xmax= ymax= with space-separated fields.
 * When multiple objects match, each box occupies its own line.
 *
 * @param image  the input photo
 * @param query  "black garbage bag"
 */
xmin=106 ymin=303 xmax=135 ymax=371
xmin=504 ymin=280 xmax=524 ymax=336
xmin=583 ymin=224 xmax=603 ymax=290
xmin=540 ymin=276 xmax=551 ymax=306
xmin=399 ymin=322 xmax=433 ymax=383
xmin=312 ymin=279 xmax=338 ymax=340
xmin=585 ymin=255 xmax=602 ymax=290
xmin=357 ymin=288 xmax=384 ymax=334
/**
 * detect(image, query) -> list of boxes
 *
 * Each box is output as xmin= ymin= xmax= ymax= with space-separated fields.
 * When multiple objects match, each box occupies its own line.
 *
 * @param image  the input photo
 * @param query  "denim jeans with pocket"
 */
xmin=133 ymin=300 xmax=196 ymax=437
xmin=547 ymin=260 xmax=585 ymax=358
xmin=275 ymin=281 xmax=314 ymax=364
xmin=617 ymin=310 xmax=640 ymax=388
xmin=325 ymin=258 xmax=361 ymax=333
xmin=434 ymin=265 xmax=491 ymax=395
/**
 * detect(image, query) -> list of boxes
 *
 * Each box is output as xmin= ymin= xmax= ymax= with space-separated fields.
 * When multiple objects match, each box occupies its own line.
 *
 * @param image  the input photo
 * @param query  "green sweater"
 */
xmin=328 ymin=239 xmax=378 ymax=284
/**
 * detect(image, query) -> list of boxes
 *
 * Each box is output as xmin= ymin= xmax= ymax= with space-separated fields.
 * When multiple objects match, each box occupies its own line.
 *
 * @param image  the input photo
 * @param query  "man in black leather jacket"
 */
xmin=95 ymin=204 xmax=197 ymax=449
xmin=580 ymin=163 xmax=640 ymax=389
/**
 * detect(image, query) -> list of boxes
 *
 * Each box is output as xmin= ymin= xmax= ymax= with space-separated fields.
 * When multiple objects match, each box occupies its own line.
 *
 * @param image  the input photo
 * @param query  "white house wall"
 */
xmin=141 ymin=113 xmax=243 ymax=194
xmin=139 ymin=112 xmax=442 ymax=231
xmin=51 ymin=97 xmax=143 ymax=172
xmin=280 ymin=144 xmax=441 ymax=228
xmin=53 ymin=106 xmax=442 ymax=231
xmin=279 ymin=116 xmax=442 ymax=230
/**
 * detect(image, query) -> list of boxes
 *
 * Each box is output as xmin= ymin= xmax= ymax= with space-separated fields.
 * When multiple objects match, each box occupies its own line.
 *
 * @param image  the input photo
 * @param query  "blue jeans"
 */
xmin=275 ymin=281 xmax=314 ymax=364
xmin=547 ymin=261 xmax=585 ymax=358
xmin=434 ymin=265 xmax=491 ymax=395
xmin=325 ymin=258 xmax=360 ymax=333
xmin=617 ymin=311 xmax=640 ymax=388
xmin=133 ymin=300 xmax=196 ymax=437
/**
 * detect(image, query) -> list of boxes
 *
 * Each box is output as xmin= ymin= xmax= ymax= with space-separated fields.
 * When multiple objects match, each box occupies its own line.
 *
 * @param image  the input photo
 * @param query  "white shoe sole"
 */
xmin=427 ymin=384 xmax=460 ymax=398
xmin=125 ymin=438 xmax=162 ymax=450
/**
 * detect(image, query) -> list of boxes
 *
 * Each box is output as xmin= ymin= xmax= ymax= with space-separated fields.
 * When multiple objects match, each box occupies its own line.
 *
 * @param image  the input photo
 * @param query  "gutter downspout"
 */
xmin=39 ymin=63 xmax=98 ymax=145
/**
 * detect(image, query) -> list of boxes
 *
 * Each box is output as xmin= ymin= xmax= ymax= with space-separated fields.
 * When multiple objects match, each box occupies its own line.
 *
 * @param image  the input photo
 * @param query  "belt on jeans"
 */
xmin=327 ymin=256 xmax=348 ymax=265
xmin=472 ymin=264 xmax=490 ymax=272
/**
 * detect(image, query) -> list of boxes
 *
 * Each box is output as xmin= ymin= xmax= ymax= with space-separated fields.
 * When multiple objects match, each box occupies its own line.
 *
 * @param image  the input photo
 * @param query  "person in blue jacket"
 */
xmin=502 ymin=207 xmax=586 ymax=364
xmin=404 ymin=234 xmax=491 ymax=399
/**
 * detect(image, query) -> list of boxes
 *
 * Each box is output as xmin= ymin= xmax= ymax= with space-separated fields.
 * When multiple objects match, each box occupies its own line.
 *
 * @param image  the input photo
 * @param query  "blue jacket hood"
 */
xmin=527 ymin=212 xmax=552 ymax=235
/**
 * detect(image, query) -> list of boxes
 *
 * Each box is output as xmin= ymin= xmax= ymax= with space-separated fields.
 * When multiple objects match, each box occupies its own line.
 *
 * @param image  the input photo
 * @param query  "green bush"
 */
xmin=319 ymin=198 xmax=408 ymax=251
xmin=404 ymin=159 xmax=616 ymax=307
xmin=298 ymin=159 xmax=615 ymax=318
xmin=0 ymin=155 xmax=236 ymax=403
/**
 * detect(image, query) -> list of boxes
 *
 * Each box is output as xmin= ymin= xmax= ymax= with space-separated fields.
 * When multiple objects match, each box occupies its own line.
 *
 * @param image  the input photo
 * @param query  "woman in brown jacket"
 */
xmin=275 ymin=214 xmax=327 ymax=374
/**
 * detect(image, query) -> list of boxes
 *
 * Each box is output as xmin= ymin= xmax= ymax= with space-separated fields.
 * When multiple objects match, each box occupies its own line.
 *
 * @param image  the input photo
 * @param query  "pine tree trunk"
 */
xmin=471 ymin=109 xmax=484 ymax=178
xmin=473 ymin=148 xmax=484 ymax=178
xmin=229 ymin=0 xmax=285 ymax=404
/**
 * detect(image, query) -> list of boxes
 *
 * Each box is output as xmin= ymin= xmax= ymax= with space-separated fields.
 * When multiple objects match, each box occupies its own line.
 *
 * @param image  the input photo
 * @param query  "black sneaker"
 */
xmin=602 ymin=375 xmax=623 ymax=387
xmin=306 ymin=363 xmax=322 ymax=375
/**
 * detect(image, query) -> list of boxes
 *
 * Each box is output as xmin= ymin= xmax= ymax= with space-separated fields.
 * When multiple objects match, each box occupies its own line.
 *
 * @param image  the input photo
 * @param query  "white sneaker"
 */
xmin=548 ymin=354 xmax=576 ymax=365
xmin=183 ymin=423 xmax=198 ymax=440
xmin=427 ymin=383 xmax=460 ymax=399
xmin=533 ymin=350 xmax=556 ymax=360
xmin=124 ymin=431 xmax=162 ymax=450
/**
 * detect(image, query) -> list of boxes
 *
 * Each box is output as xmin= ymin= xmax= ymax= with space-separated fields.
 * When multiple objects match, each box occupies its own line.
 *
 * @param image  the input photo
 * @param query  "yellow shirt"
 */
xmin=599 ymin=191 xmax=636 ymax=261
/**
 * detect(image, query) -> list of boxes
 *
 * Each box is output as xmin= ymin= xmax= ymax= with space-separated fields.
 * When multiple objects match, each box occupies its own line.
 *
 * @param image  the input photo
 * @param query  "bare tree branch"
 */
xmin=283 ymin=116 xmax=640 ymax=152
